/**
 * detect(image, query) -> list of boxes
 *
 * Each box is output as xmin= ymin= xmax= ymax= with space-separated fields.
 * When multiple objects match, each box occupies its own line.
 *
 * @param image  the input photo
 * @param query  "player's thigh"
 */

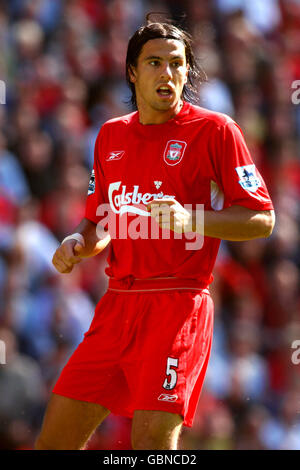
xmin=35 ymin=393 xmax=110 ymax=450
xmin=131 ymin=410 xmax=183 ymax=450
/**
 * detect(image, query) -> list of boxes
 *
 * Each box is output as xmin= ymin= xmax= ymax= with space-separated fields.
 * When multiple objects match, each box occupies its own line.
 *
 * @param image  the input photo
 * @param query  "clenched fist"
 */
xmin=147 ymin=198 xmax=193 ymax=233
xmin=52 ymin=239 xmax=84 ymax=274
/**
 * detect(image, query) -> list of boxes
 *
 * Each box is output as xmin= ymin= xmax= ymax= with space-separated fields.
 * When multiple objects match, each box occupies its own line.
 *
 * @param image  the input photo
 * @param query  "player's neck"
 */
xmin=137 ymin=100 xmax=184 ymax=125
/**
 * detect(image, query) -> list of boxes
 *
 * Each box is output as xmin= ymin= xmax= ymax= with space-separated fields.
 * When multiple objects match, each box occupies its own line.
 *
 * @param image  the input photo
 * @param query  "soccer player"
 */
xmin=35 ymin=19 xmax=275 ymax=450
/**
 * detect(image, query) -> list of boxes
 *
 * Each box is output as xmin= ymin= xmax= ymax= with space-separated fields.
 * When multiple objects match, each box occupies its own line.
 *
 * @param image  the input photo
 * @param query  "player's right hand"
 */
xmin=52 ymin=239 xmax=84 ymax=274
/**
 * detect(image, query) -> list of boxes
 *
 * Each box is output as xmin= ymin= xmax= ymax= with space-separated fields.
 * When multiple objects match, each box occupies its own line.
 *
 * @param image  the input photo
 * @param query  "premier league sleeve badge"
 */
xmin=87 ymin=169 xmax=96 ymax=195
xmin=235 ymin=164 xmax=262 ymax=193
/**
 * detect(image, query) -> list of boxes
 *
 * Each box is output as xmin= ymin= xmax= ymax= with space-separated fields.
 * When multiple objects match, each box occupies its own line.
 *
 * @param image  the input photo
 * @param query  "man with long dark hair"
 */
xmin=35 ymin=17 xmax=275 ymax=450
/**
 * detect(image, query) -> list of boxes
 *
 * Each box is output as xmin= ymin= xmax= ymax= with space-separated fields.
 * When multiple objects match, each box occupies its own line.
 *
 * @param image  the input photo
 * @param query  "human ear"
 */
xmin=184 ymin=64 xmax=190 ymax=84
xmin=128 ymin=65 xmax=137 ymax=83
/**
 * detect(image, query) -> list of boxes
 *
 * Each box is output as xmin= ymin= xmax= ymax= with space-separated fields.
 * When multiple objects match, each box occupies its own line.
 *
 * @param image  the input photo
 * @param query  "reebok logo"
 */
xmin=158 ymin=394 xmax=178 ymax=402
xmin=106 ymin=150 xmax=125 ymax=161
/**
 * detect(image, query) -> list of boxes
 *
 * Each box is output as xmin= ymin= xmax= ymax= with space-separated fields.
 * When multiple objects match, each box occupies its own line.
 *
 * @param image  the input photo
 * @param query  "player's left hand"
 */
xmin=147 ymin=198 xmax=193 ymax=234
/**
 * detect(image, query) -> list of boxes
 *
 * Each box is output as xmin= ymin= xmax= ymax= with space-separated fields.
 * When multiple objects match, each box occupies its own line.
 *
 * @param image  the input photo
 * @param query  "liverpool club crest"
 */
xmin=163 ymin=140 xmax=187 ymax=166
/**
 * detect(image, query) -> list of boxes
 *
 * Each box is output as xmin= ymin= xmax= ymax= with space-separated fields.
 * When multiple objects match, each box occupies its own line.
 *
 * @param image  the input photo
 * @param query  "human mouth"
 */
xmin=156 ymin=84 xmax=173 ymax=98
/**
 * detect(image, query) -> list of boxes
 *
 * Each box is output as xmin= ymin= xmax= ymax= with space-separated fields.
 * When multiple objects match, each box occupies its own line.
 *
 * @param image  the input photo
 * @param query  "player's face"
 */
xmin=129 ymin=38 xmax=189 ymax=124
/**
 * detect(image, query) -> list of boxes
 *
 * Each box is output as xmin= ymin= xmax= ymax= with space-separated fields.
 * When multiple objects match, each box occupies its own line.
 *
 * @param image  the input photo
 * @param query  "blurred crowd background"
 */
xmin=0 ymin=0 xmax=300 ymax=450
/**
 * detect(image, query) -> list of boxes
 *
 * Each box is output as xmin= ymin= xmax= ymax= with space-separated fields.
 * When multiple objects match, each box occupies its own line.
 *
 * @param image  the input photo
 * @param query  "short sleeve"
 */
xmin=85 ymin=129 xmax=107 ymax=224
xmin=212 ymin=121 xmax=274 ymax=211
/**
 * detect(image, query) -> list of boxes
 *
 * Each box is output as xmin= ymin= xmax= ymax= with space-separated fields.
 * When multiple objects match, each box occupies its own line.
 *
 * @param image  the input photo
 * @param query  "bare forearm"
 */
xmin=193 ymin=206 xmax=275 ymax=241
xmin=69 ymin=217 xmax=110 ymax=257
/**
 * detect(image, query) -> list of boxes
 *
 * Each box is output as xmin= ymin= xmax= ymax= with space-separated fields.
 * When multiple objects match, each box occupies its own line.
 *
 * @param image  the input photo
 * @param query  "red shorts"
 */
xmin=52 ymin=277 xmax=214 ymax=427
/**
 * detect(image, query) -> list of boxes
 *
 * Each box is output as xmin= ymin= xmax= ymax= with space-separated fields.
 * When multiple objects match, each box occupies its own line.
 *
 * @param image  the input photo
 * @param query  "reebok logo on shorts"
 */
xmin=158 ymin=393 xmax=178 ymax=402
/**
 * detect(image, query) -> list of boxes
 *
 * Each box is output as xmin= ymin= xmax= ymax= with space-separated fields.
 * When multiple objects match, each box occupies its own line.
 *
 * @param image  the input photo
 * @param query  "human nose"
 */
xmin=159 ymin=62 xmax=172 ymax=80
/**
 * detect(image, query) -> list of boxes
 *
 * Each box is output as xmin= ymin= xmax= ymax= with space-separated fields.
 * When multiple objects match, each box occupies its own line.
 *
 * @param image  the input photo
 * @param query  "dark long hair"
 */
xmin=126 ymin=15 xmax=206 ymax=109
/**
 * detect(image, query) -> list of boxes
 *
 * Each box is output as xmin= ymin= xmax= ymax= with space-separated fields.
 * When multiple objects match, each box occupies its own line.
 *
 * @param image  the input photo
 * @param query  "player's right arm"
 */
xmin=52 ymin=217 xmax=110 ymax=274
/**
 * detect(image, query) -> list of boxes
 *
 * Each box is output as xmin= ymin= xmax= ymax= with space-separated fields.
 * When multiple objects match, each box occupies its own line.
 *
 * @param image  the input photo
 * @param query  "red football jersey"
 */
xmin=85 ymin=102 xmax=273 ymax=285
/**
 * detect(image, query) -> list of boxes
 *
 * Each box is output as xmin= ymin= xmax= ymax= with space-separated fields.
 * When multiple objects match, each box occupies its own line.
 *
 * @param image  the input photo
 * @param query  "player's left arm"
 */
xmin=195 ymin=204 xmax=275 ymax=241
xmin=147 ymin=199 xmax=275 ymax=241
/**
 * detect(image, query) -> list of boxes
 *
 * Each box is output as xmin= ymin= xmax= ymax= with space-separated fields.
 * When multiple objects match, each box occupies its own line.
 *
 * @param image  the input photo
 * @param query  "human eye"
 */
xmin=149 ymin=59 xmax=160 ymax=66
xmin=171 ymin=60 xmax=183 ymax=69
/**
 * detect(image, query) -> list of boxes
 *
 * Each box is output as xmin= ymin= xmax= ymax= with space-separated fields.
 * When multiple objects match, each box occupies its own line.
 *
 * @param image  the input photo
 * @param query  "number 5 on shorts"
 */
xmin=163 ymin=357 xmax=178 ymax=390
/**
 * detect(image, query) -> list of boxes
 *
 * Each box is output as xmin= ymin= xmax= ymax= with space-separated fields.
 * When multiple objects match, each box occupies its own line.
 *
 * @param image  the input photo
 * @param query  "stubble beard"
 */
xmin=135 ymin=85 xmax=183 ymax=120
